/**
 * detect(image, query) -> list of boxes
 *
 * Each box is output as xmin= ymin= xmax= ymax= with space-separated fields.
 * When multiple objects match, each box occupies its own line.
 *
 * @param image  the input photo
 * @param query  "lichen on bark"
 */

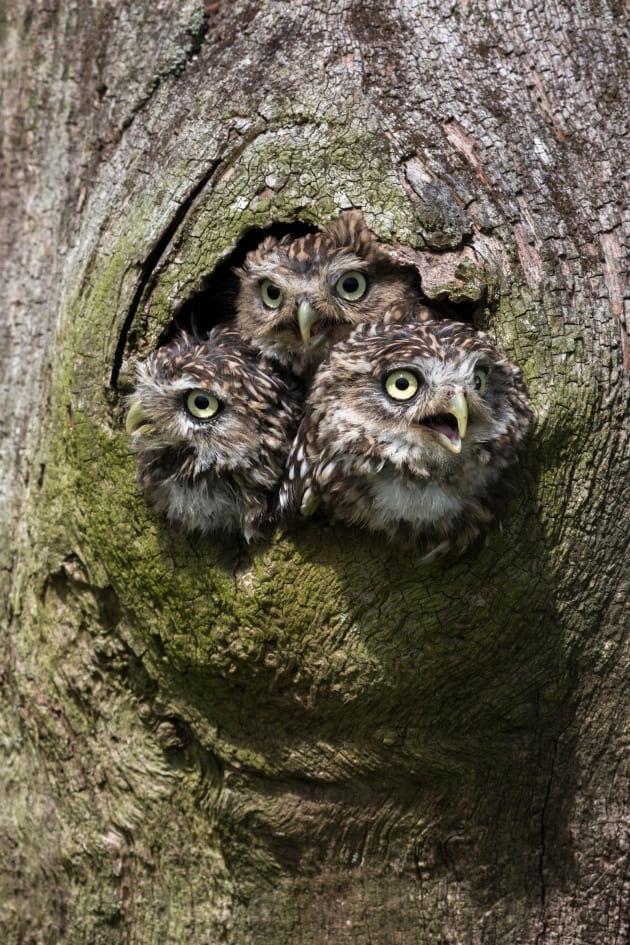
xmin=23 ymin=114 xmax=570 ymax=938
xmin=3 ymin=0 xmax=628 ymax=942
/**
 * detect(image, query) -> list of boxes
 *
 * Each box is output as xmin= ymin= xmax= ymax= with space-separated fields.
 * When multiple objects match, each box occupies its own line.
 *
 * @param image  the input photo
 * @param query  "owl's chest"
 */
xmin=369 ymin=471 xmax=467 ymax=530
xmin=161 ymin=476 xmax=242 ymax=528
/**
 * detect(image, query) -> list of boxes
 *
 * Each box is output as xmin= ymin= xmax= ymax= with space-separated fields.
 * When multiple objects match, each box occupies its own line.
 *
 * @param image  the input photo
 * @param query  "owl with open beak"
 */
xmin=277 ymin=319 xmax=533 ymax=558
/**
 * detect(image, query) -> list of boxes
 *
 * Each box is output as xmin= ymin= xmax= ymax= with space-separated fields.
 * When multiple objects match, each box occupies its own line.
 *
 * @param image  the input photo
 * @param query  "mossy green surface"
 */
xmin=40 ymin=338 xmax=566 ymax=785
xmin=17 ymin=110 xmax=608 ymax=932
xmin=4 ymin=0 xmax=627 ymax=939
xmin=21 ymin=113 xmax=588 ymax=895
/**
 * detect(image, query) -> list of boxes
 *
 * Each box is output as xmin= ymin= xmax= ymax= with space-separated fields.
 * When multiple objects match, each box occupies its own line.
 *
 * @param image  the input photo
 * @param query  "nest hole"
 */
xmin=158 ymin=219 xmax=479 ymax=346
xmin=113 ymin=216 xmax=482 ymax=390
xmin=160 ymin=221 xmax=319 ymax=345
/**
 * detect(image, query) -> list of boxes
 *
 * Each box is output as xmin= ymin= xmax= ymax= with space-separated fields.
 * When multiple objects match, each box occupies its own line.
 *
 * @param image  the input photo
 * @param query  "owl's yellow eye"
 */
xmin=335 ymin=271 xmax=368 ymax=301
xmin=260 ymin=279 xmax=284 ymax=309
xmin=185 ymin=389 xmax=220 ymax=419
xmin=473 ymin=366 xmax=489 ymax=395
xmin=384 ymin=369 xmax=420 ymax=401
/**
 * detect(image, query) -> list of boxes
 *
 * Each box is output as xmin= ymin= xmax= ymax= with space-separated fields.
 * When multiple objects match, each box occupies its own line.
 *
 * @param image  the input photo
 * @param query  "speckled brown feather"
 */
xmin=127 ymin=325 xmax=303 ymax=541
xmin=277 ymin=319 xmax=533 ymax=559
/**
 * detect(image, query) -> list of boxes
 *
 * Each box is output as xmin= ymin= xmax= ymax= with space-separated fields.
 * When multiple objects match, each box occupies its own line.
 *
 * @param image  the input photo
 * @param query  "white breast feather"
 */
xmin=370 ymin=474 xmax=465 ymax=529
xmin=162 ymin=479 xmax=242 ymax=535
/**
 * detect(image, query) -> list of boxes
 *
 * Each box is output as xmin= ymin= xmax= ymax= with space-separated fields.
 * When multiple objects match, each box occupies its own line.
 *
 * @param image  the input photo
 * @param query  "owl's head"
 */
xmin=126 ymin=328 xmax=300 ymax=481
xmin=234 ymin=212 xmax=422 ymax=374
xmin=307 ymin=319 xmax=533 ymax=477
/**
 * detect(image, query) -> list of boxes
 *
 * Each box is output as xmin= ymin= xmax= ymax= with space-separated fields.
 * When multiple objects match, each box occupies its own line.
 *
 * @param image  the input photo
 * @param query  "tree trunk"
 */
xmin=1 ymin=1 xmax=627 ymax=942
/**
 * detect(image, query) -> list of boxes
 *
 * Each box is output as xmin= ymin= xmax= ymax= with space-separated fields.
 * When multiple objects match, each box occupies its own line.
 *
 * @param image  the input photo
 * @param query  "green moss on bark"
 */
xmin=36 ymin=131 xmax=578 ymax=726
xmin=17 ymin=116 xmax=588 ymax=935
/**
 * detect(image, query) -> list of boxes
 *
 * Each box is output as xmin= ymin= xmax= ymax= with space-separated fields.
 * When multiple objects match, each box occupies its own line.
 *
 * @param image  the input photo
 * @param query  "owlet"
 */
xmin=278 ymin=319 xmax=533 ymax=559
xmin=126 ymin=326 xmax=302 ymax=541
xmin=234 ymin=211 xmax=427 ymax=376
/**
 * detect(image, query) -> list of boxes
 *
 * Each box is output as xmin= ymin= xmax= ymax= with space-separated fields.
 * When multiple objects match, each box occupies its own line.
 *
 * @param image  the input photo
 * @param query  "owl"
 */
xmin=234 ymin=211 xmax=427 ymax=376
xmin=126 ymin=326 xmax=303 ymax=541
xmin=277 ymin=319 xmax=533 ymax=559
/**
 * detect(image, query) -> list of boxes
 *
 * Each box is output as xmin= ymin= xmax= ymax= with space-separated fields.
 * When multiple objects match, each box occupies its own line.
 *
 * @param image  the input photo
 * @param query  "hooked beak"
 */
xmin=125 ymin=400 xmax=151 ymax=435
xmin=437 ymin=391 xmax=468 ymax=454
xmin=419 ymin=390 xmax=468 ymax=455
xmin=448 ymin=391 xmax=468 ymax=439
xmin=297 ymin=300 xmax=318 ymax=346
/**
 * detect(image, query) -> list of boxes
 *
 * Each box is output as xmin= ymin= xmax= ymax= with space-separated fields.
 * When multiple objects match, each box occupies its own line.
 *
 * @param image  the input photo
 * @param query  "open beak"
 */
xmin=125 ymin=400 xmax=151 ymax=435
xmin=448 ymin=391 xmax=468 ymax=440
xmin=415 ymin=389 xmax=469 ymax=454
xmin=433 ymin=391 xmax=468 ymax=454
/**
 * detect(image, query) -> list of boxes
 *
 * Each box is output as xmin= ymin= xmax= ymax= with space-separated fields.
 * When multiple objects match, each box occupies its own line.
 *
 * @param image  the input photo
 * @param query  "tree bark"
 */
xmin=1 ymin=1 xmax=628 ymax=942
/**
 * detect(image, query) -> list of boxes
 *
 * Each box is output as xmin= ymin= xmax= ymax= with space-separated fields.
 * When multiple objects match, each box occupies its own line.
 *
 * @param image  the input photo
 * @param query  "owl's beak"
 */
xmin=417 ymin=389 xmax=468 ymax=453
xmin=125 ymin=400 xmax=151 ymax=435
xmin=448 ymin=391 xmax=468 ymax=439
xmin=437 ymin=391 xmax=468 ymax=454
xmin=297 ymin=300 xmax=320 ymax=347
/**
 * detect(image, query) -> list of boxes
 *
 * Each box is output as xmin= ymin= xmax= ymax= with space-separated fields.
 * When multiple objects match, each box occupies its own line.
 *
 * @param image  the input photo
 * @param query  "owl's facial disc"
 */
xmin=382 ymin=368 xmax=468 ymax=453
xmin=416 ymin=391 xmax=469 ymax=454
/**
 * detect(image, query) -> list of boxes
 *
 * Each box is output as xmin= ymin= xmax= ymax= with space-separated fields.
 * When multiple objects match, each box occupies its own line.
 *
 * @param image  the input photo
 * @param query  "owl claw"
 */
xmin=300 ymin=489 xmax=320 ymax=517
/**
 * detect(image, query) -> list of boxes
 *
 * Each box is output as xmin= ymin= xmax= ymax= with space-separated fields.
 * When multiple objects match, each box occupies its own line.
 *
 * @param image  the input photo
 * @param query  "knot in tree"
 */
xmin=1 ymin=2 xmax=627 ymax=943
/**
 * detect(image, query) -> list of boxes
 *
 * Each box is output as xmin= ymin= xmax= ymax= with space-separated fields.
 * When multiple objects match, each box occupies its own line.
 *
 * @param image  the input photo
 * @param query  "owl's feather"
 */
xmin=277 ymin=318 xmax=533 ymax=558
xmin=235 ymin=211 xmax=428 ymax=376
xmin=126 ymin=326 xmax=303 ymax=541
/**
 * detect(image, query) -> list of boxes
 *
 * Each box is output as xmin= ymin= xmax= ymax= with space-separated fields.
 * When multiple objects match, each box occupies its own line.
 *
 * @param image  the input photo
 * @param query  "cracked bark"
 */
xmin=1 ymin=1 xmax=628 ymax=943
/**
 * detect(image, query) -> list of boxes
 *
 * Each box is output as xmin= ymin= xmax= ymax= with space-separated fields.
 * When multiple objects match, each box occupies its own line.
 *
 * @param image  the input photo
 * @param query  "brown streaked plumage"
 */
xmin=126 ymin=326 xmax=303 ymax=541
xmin=277 ymin=319 xmax=533 ymax=559
xmin=234 ymin=211 xmax=428 ymax=376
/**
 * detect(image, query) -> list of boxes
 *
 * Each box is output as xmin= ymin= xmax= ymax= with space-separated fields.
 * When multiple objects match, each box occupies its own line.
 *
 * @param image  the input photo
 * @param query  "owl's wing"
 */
xmin=275 ymin=419 xmax=320 ymax=520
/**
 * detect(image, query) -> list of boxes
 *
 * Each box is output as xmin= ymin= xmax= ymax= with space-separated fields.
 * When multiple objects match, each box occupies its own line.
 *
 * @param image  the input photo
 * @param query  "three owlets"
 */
xmin=126 ymin=213 xmax=533 ymax=557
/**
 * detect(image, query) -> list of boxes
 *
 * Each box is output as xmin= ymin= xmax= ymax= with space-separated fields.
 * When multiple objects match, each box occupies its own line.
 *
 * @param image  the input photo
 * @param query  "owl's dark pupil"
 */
xmin=266 ymin=284 xmax=281 ymax=300
xmin=343 ymin=277 xmax=359 ymax=293
xmin=194 ymin=395 xmax=210 ymax=410
xmin=474 ymin=376 xmax=481 ymax=389
xmin=395 ymin=378 xmax=410 ymax=391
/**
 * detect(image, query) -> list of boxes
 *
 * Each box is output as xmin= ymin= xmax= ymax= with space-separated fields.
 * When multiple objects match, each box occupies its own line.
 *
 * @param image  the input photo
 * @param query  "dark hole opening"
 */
xmin=158 ymin=219 xmax=480 ymax=350
xmin=158 ymin=221 xmax=319 ymax=345
xmin=131 ymin=216 xmax=485 ymax=380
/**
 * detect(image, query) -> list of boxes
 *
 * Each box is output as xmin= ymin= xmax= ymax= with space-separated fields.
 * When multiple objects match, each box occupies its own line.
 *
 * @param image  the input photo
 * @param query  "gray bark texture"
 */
xmin=1 ymin=1 xmax=628 ymax=942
